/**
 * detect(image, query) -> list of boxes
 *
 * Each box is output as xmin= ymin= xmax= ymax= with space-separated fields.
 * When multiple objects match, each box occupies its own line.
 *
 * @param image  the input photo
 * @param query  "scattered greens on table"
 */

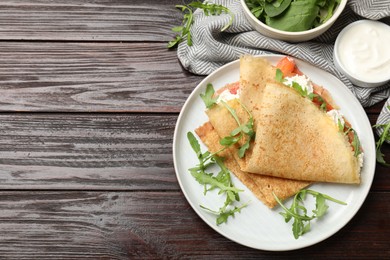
xmin=245 ymin=0 xmax=342 ymax=32
xmin=373 ymin=105 xmax=390 ymax=167
xmin=168 ymin=1 xmax=233 ymax=48
xmin=274 ymin=189 xmax=347 ymax=239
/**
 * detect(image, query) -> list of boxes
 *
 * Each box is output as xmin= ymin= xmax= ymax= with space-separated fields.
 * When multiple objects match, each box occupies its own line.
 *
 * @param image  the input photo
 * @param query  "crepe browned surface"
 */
xmin=206 ymin=99 xmax=253 ymax=171
xmin=239 ymin=55 xmax=277 ymax=121
xmin=245 ymin=82 xmax=361 ymax=184
xmin=195 ymin=122 xmax=311 ymax=208
xmin=207 ymin=55 xmax=360 ymax=184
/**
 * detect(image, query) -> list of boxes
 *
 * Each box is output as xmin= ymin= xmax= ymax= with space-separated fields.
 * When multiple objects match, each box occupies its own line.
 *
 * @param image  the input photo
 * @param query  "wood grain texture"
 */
xmin=0 ymin=191 xmax=388 ymax=259
xmin=0 ymin=113 xmax=179 ymax=190
xmin=0 ymin=42 xmax=201 ymax=112
xmin=0 ymin=0 xmax=181 ymax=41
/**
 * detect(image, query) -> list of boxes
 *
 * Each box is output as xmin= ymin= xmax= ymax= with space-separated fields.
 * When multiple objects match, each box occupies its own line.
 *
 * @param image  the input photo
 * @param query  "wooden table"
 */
xmin=0 ymin=1 xmax=388 ymax=259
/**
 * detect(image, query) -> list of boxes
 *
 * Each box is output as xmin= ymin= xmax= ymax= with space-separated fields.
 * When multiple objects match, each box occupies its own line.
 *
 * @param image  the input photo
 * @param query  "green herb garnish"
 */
xmin=219 ymin=100 xmax=255 ymax=158
xmin=187 ymin=132 xmax=248 ymax=225
xmin=245 ymin=0 xmax=341 ymax=32
xmin=200 ymin=83 xmax=218 ymax=109
xmin=201 ymin=202 xmax=249 ymax=225
xmin=291 ymin=82 xmax=328 ymax=111
xmin=274 ymin=189 xmax=347 ymax=239
xmin=275 ymin=68 xmax=284 ymax=82
xmin=344 ymin=127 xmax=363 ymax=157
xmin=168 ymin=1 xmax=233 ymax=48
xmin=200 ymin=83 xmax=255 ymax=158
xmin=373 ymin=106 xmax=390 ymax=166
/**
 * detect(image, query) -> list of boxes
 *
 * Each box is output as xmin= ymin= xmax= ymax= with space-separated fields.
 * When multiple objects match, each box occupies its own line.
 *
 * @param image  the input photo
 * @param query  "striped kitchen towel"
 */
xmin=177 ymin=0 xmax=390 ymax=139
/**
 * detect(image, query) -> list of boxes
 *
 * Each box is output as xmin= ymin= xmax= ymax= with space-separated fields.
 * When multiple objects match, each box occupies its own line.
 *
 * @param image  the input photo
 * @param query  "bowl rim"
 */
xmin=334 ymin=19 xmax=390 ymax=85
xmin=240 ymin=0 xmax=347 ymax=36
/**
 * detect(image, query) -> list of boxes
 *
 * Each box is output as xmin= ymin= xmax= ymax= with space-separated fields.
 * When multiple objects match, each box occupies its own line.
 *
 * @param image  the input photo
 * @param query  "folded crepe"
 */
xmin=244 ymin=81 xmax=361 ymax=184
xmin=206 ymin=55 xmax=361 ymax=184
xmin=206 ymin=56 xmax=277 ymax=171
xmin=239 ymin=55 xmax=277 ymax=121
xmin=195 ymin=122 xmax=311 ymax=208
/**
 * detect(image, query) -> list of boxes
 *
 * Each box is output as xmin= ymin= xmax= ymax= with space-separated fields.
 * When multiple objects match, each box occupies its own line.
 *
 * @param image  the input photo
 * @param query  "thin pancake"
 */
xmin=239 ymin=55 xmax=277 ymax=121
xmin=206 ymin=56 xmax=277 ymax=171
xmin=206 ymin=99 xmax=253 ymax=171
xmin=206 ymin=55 xmax=361 ymax=184
xmin=195 ymin=122 xmax=311 ymax=208
xmin=245 ymin=81 xmax=361 ymax=184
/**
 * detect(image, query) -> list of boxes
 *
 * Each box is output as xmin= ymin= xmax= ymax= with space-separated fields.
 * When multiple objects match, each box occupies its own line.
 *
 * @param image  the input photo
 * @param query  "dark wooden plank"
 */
xmin=0 ymin=191 xmax=388 ymax=259
xmin=0 ymin=0 xmax=181 ymax=41
xmin=0 ymin=42 xmax=201 ymax=112
xmin=0 ymin=41 xmax=386 ymax=114
xmin=0 ymin=113 xmax=179 ymax=190
xmin=0 ymin=113 xmax=389 ymax=190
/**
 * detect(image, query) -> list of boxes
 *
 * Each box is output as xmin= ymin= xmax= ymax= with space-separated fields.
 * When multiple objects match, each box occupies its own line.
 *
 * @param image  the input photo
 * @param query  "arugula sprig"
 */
xmin=344 ymin=127 xmax=363 ymax=157
xmin=200 ymin=83 xmax=255 ymax=158
xmin=274 ymin=189 xmax=347 ymax=239
xmin=187 ymin=132 xmax=248 ymax=225
xmin=168 ymin=1 xmax=233 ymax=48
xmin=200 ymin=83 xmax=218 ymax=109
xmin=219 ymin=100 xmax=255 ymax=158
xmin=373 ymin=106 xmax=390 ymax=166
xmin=168 ymin=5 xmax=194 ymax=49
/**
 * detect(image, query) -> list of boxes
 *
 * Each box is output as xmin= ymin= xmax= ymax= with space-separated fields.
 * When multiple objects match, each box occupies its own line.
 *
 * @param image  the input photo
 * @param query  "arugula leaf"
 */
xmin=312 ymin=193 xmax=328 ymax=217
xmin=287 ymin=76 xmax=327 ymax=112
xmin=187 ymin=131 xmax=248 ymax=225
xmin=200 ymin=83 xmax=218 ymax=109
xmin=291 ymin=82 xmax=309 ymax=97
xmin=337 ymin=118 xmax=344 ymax=133
xmin=187 ymin=131 xmax=202 ymax=159
xmin=220 ymin=100 xmax=255 ymax=158
xmin=200 ymin=83 xmax=255 ymax=158
xmin=275 ymin=68 xmax=284 ymax=82
xmin=344 ymin=127 xmax=363 ymax=157
xmin=189 ymin=1 xmax=234 ymax=32
xmin=200 ymin=202 xmax=249 ymax=225
xmin=351 ymin=129 xmax=362 ymax=157
xmin=313 ymin=94 xmax=328 ymax=112
xmin=274 ymin=189 xmax=346 ymax=239
xmin=373 ymin=108 xmax=390 ymax=166
xmin=168 ymin=1 xmax=233 ymax=48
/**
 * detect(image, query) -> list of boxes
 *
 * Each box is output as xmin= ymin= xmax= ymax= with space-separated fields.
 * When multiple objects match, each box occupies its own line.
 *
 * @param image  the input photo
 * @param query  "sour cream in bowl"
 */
xmin=334 ymin=20 xmax=390 ymax=88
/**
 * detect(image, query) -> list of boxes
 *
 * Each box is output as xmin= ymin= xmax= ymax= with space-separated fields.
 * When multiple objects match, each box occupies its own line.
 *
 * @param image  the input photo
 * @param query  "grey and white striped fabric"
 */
xmin=177 ymin=0 xmax=390 ymax=138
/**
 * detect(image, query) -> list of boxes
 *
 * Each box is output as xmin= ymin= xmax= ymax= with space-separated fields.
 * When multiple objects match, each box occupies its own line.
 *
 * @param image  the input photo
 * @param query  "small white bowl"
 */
xmin=240 ymin=0 xmax=347 ymax=42
xmin=333 ymin=20 xmax=390 ymax=88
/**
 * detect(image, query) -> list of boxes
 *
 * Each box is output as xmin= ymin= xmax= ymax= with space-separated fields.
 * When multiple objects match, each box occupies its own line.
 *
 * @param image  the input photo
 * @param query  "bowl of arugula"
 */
xmin=241 ymin=0 xmax=347 ymax=42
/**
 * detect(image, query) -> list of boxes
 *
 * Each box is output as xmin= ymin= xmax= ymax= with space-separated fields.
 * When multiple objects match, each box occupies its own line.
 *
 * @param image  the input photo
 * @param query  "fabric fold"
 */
xmin=177 ymin=0 xmax=390 ymax=109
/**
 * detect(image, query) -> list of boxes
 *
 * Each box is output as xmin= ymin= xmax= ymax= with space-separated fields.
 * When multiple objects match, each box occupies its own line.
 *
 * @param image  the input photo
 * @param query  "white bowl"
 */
xmin=333 ymin=20 xmax=390 ymax=88
xmin=240 ymin=0 xmax=347 ymax=42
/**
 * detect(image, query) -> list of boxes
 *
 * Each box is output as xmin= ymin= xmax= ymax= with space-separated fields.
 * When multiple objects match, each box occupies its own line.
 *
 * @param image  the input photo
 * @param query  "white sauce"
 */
xmin=326 ymin=109 xmax=345 ymax=128
xmin=216 ymin=88 xmax=241 ymax=103
xmin=358 ymin=153 xmax=364 ymax=168
xmin=284 ymin=75 xmax=314 ymax=94
xmin=337 ymin=21 xmax=390 ymax=82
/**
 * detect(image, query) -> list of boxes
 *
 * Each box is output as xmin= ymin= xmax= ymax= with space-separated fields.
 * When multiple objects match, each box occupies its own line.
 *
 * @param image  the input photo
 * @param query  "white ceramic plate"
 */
xmin=173 ymin=54 xmax=376 ymax=251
